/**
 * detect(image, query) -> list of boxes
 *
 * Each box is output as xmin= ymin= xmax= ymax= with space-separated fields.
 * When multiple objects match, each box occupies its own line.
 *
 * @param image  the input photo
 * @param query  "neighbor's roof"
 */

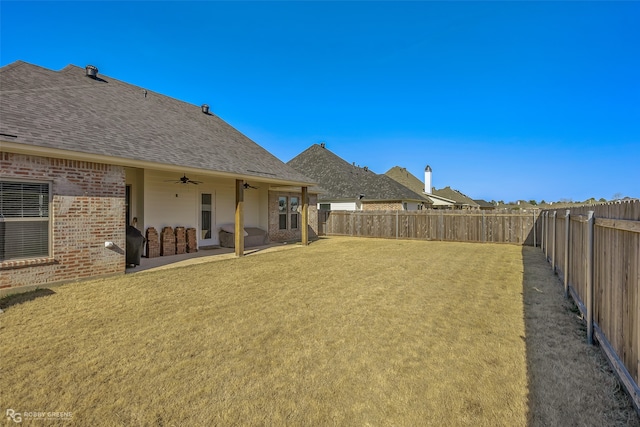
xmin=287 ymin=144 xmax=429 ymax=203
xmin=473 ymin=199 xmax=496 ymax=209
xmin=386 ymin=166 xmax=483 ymax=207
xmin=385 ymin=166 xmax=428 ymax=196
xmin=0 ymin=61 xmax=314 ymax=186
xmin=385 ymin=166 xmax=455 ymax=205
xmin=433 ymin=187 xmax=480 ymax=207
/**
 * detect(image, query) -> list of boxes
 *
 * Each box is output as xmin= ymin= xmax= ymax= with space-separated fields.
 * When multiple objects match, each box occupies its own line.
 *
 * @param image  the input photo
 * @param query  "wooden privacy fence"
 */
xmin=320 ymin=209 xmax=540 ymax=245
xmin=541 ymin=200 xmax=640 ymax=413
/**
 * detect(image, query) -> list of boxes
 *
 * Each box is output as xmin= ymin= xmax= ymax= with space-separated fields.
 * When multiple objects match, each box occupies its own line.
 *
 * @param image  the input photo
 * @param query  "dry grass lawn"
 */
xmin=1 ymin=237 xmax=638 ymax=426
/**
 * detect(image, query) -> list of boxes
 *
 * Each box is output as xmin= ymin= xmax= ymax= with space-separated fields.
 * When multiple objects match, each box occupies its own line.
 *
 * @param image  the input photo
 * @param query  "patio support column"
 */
xmin=301 ymin=186 xmax=309 ymax=245
xmin=235 ymin=179 xmax=244 ymax=257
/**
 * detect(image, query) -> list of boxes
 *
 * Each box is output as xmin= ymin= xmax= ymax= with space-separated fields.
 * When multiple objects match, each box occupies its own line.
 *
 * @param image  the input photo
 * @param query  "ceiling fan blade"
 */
xmin=165 ymin=175 xmax=203 ymax=184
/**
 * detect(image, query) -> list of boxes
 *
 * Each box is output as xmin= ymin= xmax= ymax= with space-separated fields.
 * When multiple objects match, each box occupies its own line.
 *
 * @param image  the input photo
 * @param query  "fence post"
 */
xmin=586 ymin=210 xmax=595 ymax=345
xmin=533 ymin=210 xmax=537 ymax=248
xmin=439 ymin=212 xmax=444 ymax=241
xmin=351 ymin=211 xmax=355 ymax=237
xmin=544 ymin=212 xmax=548 ymax=259
xmin=541 ymin=211 xmax=545 ymax=252
xmin=542 ymin=212 xmax=548 ymax=261
xmin=551 ymin=211 xmax=557 ymax=273
xmin=546 ymin=211 xmax=550 ymax=260
xmin=564 ymin=209 xmax=570 ymax=298
xmin=396 ymin=210 xmax=399 ymax=239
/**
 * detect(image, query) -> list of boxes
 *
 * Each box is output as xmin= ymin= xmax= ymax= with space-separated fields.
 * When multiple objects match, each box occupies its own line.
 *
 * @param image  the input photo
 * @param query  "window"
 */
xmin=0 ymin=181 xmax=50 ymax=261
xmin=278 ymin=196 xmax=303 ymax=231
xmin=201 ymin=193 xmax=212 ymax=239
xmin=278 ymin=196 xmax=287 ymax=230
xmin=290 ymin=197 xmax=299 ymax=229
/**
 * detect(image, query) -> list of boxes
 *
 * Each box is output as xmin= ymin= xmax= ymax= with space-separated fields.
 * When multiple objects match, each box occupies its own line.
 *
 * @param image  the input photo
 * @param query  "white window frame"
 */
xmin=278 ymin=196 xmax=288 ymax=230
xmin=290 ymin=196 xmax=299 ymax=230
xmin=200 ymin=192 xmax=213 ymax=241
xmin=278 ymin=195 xmax=301 ymax=231
xmin=0 ymin=179 xmax=52 ymax=261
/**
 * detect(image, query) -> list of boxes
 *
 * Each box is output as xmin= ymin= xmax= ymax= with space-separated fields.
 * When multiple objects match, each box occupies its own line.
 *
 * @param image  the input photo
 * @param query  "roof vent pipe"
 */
xmin=201 ymin=104 xmax=210 ymax=114
xmin=85 ymin=65 xmax=98 ymax=79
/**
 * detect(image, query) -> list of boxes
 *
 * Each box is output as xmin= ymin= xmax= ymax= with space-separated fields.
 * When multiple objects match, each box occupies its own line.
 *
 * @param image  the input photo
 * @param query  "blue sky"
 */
xmin=1 ymin=1 xmax=638 ymax=202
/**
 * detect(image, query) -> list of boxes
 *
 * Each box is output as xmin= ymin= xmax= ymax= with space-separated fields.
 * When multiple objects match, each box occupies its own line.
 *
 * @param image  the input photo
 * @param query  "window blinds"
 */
xmin=0 ymin=181 xmax=50 ymax=261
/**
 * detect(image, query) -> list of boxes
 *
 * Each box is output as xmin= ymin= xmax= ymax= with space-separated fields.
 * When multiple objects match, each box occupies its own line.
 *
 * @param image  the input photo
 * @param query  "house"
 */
xmin=287 ymin=144 xmax=430 ymax=211
xmin=431 ymin=186 xmax=480 ymax=210
xmin=498 ymin=200 xmax=538 ymax=210
xmin=386 ymin=165 xmax=484 ymax=209
xmin=473 ymin=199 xmax=496 ymax=210
xmin=0 ymin=61 xmax=318 ymax=293
xmin=385 ymin=166 xmax=456 ymax=208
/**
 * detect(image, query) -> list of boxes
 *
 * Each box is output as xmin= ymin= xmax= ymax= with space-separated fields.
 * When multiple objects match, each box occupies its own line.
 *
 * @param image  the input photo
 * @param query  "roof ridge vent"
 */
xmin=201 ymin=104 xmax=210 ymax=114
xmin=85 ymin=65 xmax=98 ymax=79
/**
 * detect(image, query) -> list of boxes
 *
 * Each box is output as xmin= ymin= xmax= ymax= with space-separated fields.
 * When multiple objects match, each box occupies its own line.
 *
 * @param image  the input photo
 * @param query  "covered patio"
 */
xmin=0 ymin=61 xmax=318 ymax=293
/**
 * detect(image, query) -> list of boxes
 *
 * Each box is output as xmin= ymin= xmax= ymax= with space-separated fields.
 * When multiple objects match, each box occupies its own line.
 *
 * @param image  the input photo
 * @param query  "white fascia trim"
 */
xmin=424 ymin=193 xmax=456 ymax=204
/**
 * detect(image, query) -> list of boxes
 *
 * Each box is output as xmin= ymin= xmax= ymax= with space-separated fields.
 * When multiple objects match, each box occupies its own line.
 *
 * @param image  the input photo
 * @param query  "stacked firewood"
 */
xmin=145 ymin=227 xmax=160 ymax=258
xmin=160 ymin=226 xmax=175 ymax=256
xmin=175 ymin=227 xmax=186 ymax=255
xmin=186 ymin=228 xmax=198 ymax=253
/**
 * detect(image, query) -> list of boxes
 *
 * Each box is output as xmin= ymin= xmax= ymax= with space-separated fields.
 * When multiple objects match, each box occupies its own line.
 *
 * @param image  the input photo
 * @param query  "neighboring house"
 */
xmin=0 ymin=61 xmax=318 ymax=292
xmin=288 ymin=144 xmax=430 ymax=211
xmin=431 ymin=186 xmax=480 ymax=210
xmin=385 ymin=165 xmax=456 ymax=208
xmin=498 ymin=200 xmax=538 ymax=210
xmin=473 ymin=199 xmax=496 ymax=210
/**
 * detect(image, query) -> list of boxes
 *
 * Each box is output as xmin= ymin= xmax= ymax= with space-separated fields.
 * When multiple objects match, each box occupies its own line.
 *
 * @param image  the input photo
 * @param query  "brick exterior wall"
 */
xmin=268 ymin=191 xmax=318 ymax=242
xmin=0 ymin=152 xmax=125 ymax=291
xmin=362 ymin=201 xmax=404 ymax=211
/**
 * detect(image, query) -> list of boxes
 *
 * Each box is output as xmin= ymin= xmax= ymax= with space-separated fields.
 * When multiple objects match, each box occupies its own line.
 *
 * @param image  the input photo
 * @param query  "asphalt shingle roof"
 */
xmin=385 ymin=166 xmax=481 ymax=207
xmin=385 ymin=166 xmax=428 ymax=196
xmin=287 ymin=144 xmax=428 ymax=202
xmin=0 ymin=61 xmax=314 ymax=185
xmin=473 ymin=199 xmax=495 ymax=209
xmin=432 ymin=187 xmax=480 ymax=207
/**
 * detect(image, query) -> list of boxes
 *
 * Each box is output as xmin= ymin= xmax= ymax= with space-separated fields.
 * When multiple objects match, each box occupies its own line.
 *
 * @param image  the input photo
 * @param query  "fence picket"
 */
xmin=323 ymin=209 xmax=540 ymax=245
xmin=541 ymin=200 xmax=640 ymax=414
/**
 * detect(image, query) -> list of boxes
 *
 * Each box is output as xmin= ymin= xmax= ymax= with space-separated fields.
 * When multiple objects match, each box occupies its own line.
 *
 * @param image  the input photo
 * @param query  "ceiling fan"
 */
xmin=243 ymin=182 xmax=259 ymax=190
xmin=165 ymin=174 xmax=203 ymax=185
